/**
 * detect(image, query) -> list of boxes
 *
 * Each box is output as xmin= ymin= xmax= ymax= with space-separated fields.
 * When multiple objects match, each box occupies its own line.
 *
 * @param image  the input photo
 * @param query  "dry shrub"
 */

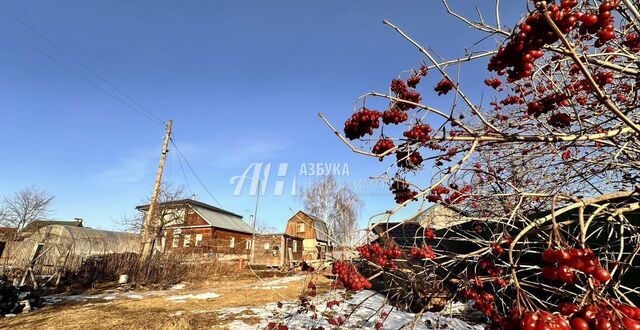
xmin=60 ymin=251 xmax=240 ymax=290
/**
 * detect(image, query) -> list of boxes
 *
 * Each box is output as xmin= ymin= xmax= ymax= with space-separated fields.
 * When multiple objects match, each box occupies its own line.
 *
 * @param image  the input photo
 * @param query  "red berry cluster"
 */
xmin=504 ymin=310 xmax=571 ymax=330
xmin=622 ymin=33 xmax=640 ymax=52
xmin=344 ymin=108 xmax=381 ymax=140
xmin=372 ymin=138 xmax=395 ymax=157
xmin=427 ymin=185 xmax=450 ymax=203
xmin=325 ymin=299 xmax=341 ymax=309
xmin=327 ymin=316 xmax=345 ymax=326
xmin=484 ymin=78 xmax=503 ymax=90
xmin=561 ymin=149 xmax=571 ymax=160
xmin=266 ymin=322 xmax=288 ymax=330
xmin=478 ymin=259 xmax=506 ymax=278
xmin=556 ymin=300 xmax=640 ymax=330
xmin=407 ymin=76 xmax=421 ymax=88
xmin=444 ymin=185 xmax=472 ymax=205
xmin=409 ymin=244 xmax=436 ymax=259
xmin=527 ymin=93 xmax=568 ymax=117
xmin=357 ymin=242 xmax=402 ymax=268
xmin=461 ymin=286 xmax=499 ymax=321
xmin=434 ymin=79 xmax=454 ymax=95
xmin=382 ymin=107 xmax=408 ymax=125
xmin=424 ymin=228 xmax=435 ymax=239
xmin=584 ymin=1 xmax=619 ymax=47
xmin=331 ymin=260 xmax=372 ymax=291
xmin=501 ymin=95 xmax=525 ymax=106
xmin=541 ymin=248 xmax=612 ymax=284
xmin=390 ymin=179 xmax=418 ymax=204
xmin=390 ymin=78 xmax=422 ymax=110
xmin=548 ymin=113 xmax=573 ymax=128
xmin=396 ymin=151 xmax=423 ymax=169
xmin=403 ymin=124 xmax=432 ymax=143
xmin=593 ymin=71 xmax=614 ymax=86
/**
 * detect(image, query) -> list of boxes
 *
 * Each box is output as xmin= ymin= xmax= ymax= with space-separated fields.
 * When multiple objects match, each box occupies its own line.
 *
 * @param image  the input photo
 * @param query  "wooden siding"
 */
xmin=251 ymin=234 xmax=303 ymax=267
xmin=163 ymin=210 xmax=251 ymax=255
xmin=284 ymin=212 xmax=317 ymax=240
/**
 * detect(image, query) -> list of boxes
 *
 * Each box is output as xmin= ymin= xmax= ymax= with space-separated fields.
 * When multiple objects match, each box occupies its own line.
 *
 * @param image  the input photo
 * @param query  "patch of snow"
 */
xmin=103 ymin=296 xmax=116 ymax=300
xmin=224 ymin=320 xmax=260 ymax=330
xmin=126 ymin=294 xmax=144 ymax=299
xmin=166 ymin=292 xmax=220 ymax=301
xmin=259 ymin=275 xmax=305 ymax=286
xmin=4 ymin=314 xmax=16 ymax=318
xmin=169 ymin=311 xmax=184 ymax=317
xmin=251 ymin=285 xmax=286 ymax=290
xmin=170 ymin=283 xmax=186 ymax=290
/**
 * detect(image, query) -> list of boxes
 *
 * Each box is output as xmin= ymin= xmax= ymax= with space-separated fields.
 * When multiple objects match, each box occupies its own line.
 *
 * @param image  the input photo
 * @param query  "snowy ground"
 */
xmin=35 ymin=277 xmax=483 ymax=329
xmin=214 ymin=290 xmax=484 ymax=330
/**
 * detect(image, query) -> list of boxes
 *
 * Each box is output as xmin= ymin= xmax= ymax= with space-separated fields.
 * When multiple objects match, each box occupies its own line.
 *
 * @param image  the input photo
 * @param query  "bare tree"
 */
xmin=121 ymin=183 xmax=186 ymax=251
xmin=299 ymin=176 xmax=363 ymax=247
xmin=0 ymin=187 xmax=54 ymax=231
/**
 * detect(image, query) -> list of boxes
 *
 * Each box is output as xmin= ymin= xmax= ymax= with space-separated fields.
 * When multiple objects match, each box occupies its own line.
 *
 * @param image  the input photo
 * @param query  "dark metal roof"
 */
xmin=136 ymin=199 xmax=243 ymax=218
xmin=22 ymin=219 xmax=83 ymax=233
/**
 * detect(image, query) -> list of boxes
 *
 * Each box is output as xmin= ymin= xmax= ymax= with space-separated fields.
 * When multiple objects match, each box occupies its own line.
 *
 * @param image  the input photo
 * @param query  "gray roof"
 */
xmin=406 ymin=203 xmax=470 ymax=230
xmin=192 ymin=205 xmax=255 ymax=234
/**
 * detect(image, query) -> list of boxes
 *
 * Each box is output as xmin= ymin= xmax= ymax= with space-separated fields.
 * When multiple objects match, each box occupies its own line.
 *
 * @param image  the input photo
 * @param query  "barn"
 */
xmin=284 ymin=211 xmax=332 ymax=261
xmin=250 ymin=233 xmax=303 ymax=267
xmin=136 ymin=199 xmax=255 ymax=260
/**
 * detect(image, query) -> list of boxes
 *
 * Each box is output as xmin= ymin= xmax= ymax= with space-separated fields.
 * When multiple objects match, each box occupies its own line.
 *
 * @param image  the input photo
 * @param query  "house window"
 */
xmin=264 ymin=243 xmax=270 ymax=250
xmin=298 ymin=223 xmax=305 ymax=232
xmin=292 ymin=240 xmax=297 ymax=252
xmin=195 ymin=234 xmax=203 ymax=247
xmin=229 ymin=237 xmax=235 ymax=248
xmin=172 ymin=236 xmax=179 ymax=248
xmin=184 ymin=234 xmax=191 ymax=247
xmin=245 ymin=239 xmax=252 ymax=250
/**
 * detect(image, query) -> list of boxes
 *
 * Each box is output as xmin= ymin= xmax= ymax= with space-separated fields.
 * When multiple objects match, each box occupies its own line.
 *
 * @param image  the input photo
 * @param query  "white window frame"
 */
xmin=183 ymin=234 xmax=191 ymax=247
xmin=195 ymin=234 xmax=203 ymax=247
xmin=245 ymin=239 xmax=252 ymax=250
xmin=264 ymin=243 xmax=270 ymax=250
xmin=229 ymin=237 xmax=235 ymax=248
xmin=298 ymin=223 xmax=305 ymax=232
xmin=172 ymin=236 xmax=179 ymax=248
xmin=292 ymin=240 xmax=297 ymax=252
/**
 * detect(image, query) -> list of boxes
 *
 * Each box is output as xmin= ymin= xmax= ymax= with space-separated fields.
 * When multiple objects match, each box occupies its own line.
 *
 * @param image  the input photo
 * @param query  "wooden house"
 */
xmin=136 ymin=199 xmax=255 ymax=260
xmin=284 ymin=211 xmax=332 ymax=261
xmin=250 ymin=233 xmax=303 ymax=267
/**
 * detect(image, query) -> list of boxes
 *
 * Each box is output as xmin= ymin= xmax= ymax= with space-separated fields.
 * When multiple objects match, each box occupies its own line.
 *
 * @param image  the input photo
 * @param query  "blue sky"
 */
xmin=0 ymin=1 xmax=524 ymax=231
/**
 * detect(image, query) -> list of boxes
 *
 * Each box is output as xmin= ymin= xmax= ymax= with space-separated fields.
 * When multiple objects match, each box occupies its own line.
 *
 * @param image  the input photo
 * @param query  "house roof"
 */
xmin=22 ymin=219 xmax=83 ymax=233
xmin=297 ymin=211 xmax=331 ymax=243
xmin=405 ymin=203 xmax=470 ymax=230
xmin=191 ymin=205 xmax=255 ymax=234
xmin=136 ymin=199 xmax=243 ymax=218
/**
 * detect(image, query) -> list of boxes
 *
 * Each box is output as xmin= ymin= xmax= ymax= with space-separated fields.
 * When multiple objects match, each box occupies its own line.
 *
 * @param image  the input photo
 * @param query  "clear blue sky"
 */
xmin=0 ymin=1 xmax=524 ymax=231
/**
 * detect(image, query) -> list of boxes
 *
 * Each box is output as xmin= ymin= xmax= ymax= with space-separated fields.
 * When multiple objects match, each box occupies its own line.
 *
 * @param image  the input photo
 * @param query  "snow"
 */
xmin=170 ymin=283 xmax=186 ymax=290
xmin=251 ymin=285 xmax=286 ymax=290
xmin=166 ymin=292 xmax=221 ymax=301
xmin=213 ymin=290 xmax=483 ymax=330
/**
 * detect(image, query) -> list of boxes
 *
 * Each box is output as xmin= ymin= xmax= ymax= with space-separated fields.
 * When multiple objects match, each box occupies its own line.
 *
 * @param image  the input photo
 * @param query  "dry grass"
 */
xmin=1 ymin=272 xmax=332 ymax=330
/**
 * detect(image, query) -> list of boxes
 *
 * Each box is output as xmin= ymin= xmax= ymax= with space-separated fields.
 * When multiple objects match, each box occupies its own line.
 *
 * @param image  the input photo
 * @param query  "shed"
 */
xmin=250 ymin=233 xmax=303 ymax=267
xmin=7 ymin=225 xmax=140 ymax=274
xmin=284 ymin=211 xmax=333 ymax=261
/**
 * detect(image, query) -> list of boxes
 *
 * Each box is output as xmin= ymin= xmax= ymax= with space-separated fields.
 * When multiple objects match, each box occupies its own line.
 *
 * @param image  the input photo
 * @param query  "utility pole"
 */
xmin=140 ymin=120 xmax=173 ymax=263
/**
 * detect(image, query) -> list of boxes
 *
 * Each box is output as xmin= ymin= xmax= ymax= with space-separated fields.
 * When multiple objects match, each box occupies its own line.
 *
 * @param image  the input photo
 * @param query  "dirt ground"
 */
xmin=0 ymin=271 xmax=331 ymax=330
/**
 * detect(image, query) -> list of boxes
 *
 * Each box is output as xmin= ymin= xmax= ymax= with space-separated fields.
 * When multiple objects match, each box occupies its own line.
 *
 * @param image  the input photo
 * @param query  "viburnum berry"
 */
xmin=331 ymin=260 xmax=371 ymax=291
xmin=343 ymin=108 xmax=382 ymax=140
xmin=390 ymin=179 xmax=418 ymax=204
xmin=382 ymin=107 xmax=408 ymax=125
xmin=396 ymin=151 xmax=423 ymax=168
xmin=407 ymin=75 xmax=421 ymax=88
xmin=548 ymin=113 xmax=572 ymax=128
xmin=484 ymin=78 xmax=502 ymax=89
xmin=372 ymin=138 xmax=395 ymax=158
xmin=403 ymin=124 xmax=432 ymax=143
xmin=434 ymin=79 xmax=454 ymax=95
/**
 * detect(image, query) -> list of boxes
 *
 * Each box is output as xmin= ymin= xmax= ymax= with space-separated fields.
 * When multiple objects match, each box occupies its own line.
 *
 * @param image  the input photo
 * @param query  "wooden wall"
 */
xmin=284 ymin=212 xmax=317 ymax=240
xmin=251 ymin=234 xmax=303 ymax=267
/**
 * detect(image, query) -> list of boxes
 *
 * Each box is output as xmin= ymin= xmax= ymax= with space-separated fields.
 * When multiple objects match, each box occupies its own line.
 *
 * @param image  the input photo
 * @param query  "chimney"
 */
xmin=74 ymin=218 xmax=83 ymax=227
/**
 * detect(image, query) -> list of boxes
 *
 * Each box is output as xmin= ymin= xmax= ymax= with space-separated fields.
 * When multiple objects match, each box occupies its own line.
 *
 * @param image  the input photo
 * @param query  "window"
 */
xmin=183 ymin=234 xmax=191 ymax=247
xmin=172 ymin=236 xmax=179 ymax=248
xmin=245 ymin=239 xmax=252 ymax=250
xmin=298 ymin=223 xmax=305 ymax=232
xmin=292 ymin=240 xmax=297 ymax=252
xmin=229 ymin=237 xmax=235 ymax=248
xmin=195 ymin=234 xmax=203 ymax=247
xmin=264 ymin=243 xmax=270 ymax=250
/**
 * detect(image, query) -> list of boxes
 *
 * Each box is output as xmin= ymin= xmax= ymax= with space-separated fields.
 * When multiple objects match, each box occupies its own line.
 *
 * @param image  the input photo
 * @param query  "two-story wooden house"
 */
xmin=136 ymin=199 xmax=255 ymax=260
xmin=284 ymin=210 xmax=332 ymax=261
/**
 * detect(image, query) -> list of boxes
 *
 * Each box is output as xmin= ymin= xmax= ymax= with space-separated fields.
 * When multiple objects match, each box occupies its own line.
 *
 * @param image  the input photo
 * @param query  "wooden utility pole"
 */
xmin=140 ymin=120 xmax=173 ymax=263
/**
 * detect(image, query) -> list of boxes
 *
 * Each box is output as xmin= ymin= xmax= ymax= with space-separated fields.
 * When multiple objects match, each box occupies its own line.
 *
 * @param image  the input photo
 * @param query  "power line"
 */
xmin=0 ymin=6 xmax=165 ymax=126
xmin=170 ymin=137 xmax=223 ymax=208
